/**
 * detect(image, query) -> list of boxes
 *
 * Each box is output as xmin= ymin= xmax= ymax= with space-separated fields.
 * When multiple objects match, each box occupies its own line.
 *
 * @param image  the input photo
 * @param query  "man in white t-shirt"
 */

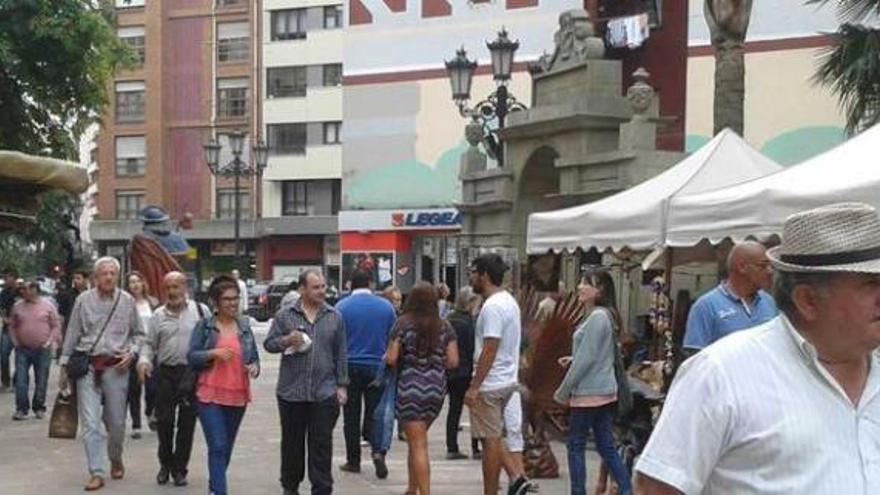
xmin=466 ymin=254 xmax=534 ymax=495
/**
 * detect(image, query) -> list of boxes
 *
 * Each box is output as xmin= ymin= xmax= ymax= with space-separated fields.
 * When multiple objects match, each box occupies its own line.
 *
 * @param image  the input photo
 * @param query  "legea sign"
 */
xmin=391 ymin=211 xmax=461 ymax=228
xmin=339 ymin=208 xmax=462 ymax=232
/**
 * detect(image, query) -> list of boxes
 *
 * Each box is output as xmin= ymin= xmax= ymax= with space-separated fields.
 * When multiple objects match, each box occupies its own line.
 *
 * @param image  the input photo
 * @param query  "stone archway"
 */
xmin=512 ymin=146 xmax=561 ymax=253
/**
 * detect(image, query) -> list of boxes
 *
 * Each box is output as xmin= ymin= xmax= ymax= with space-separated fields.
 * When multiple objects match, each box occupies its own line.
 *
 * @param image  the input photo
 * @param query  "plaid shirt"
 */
xmin=60 ymin=288 xmax=145 ymax=364
xmin=264 ymin=300 xmax=348 ymax=402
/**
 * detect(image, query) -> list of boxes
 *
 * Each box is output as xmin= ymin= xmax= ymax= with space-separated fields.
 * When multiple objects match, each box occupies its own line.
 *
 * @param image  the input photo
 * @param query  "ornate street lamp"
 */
xmin=445 ymin=28 xmax=527 ymax=166
xmin=487 ymin=28 xmax=518 ymax=82
xmin=202 ymin=129 xmax=269 ymax=269
xmin=445 ymin=47 xmax=478 ymax=107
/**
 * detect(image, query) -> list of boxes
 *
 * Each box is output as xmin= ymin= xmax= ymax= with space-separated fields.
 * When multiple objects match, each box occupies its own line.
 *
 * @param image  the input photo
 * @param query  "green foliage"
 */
xmin=0 ymin=0 xmax=133 ymax=159
xmin=808 ymin=0 xmax=880 ymax=21
xmin=0 ymin=190 xmax=81 ymax=277
xmin=809 ymin=1 xmax=880 ymax=134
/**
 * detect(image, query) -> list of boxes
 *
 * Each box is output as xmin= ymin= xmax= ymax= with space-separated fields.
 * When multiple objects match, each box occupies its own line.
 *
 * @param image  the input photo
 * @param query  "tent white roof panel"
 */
xmin=526 ymin=129 xmax=783 ymax=253
xmin=666 ymin=124 xmax=880 ymax=247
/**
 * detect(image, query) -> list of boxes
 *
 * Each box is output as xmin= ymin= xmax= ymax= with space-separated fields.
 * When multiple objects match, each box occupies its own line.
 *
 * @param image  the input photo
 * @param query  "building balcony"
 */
xmin=263 ymin=28 xmax=342 ymax=66
xmin=263 ymin=145 xmax=341 ymax=181
xmin=264 ymin=87 xmax=342 ymax=122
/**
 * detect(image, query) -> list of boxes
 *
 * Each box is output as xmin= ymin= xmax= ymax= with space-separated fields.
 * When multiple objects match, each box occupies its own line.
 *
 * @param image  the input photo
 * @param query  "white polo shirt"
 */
xmin=636 ymin=315 xmax=880 ymax=494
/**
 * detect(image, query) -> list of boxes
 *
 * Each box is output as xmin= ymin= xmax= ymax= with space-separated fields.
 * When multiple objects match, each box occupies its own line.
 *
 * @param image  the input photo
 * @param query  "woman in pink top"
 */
xmin=188 ymin=275 xmax=259 ymax=495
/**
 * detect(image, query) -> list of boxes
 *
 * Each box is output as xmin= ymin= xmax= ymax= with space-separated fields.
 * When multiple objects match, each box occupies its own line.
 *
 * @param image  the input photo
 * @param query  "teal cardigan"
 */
xmin=553 ymin=308 xmax=618 ymax=403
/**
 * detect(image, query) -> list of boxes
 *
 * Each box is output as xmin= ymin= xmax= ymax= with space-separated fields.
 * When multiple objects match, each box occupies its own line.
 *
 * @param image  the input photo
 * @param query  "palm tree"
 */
xmin=704 ymin=0 xmax=754 ymax=136
xmin=810 ymin=0 xmax=880 ymax=134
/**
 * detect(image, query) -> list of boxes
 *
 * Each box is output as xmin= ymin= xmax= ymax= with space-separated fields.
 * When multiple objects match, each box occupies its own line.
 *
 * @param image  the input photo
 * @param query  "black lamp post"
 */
xmin=445 ymin=28 xmax=526 ymax=166
xmin=203 ymin=130 xmax=269 ymax=269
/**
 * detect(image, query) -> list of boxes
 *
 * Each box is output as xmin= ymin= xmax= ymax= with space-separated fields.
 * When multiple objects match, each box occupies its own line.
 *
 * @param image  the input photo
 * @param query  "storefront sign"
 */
xmin=339 ymin=208 xmax=462 ymax=232
xmin=391 ymin=211 xmax=462 ymax=228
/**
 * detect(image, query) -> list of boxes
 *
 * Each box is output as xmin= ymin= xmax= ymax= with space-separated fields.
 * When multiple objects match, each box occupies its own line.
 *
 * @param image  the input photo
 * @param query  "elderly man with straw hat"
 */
xmin=634 ymin=202 xmax=880 ymax=495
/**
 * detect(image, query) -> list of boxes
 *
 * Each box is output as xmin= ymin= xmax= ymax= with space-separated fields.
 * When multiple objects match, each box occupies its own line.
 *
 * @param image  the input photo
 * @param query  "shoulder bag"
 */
xmin=606 ymin=308 xmax=633 ymax=417
xmin=66 ymin=292 xmax=121 ymax=380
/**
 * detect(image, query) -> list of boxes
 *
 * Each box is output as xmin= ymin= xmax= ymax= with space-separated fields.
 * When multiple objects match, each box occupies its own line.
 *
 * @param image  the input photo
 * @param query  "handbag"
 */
xmin=67 ymin=292 xmax=121 ymax=380
xmin=48 ymin=391 xmax=78 ymax=439
xmin=607 ymin=309 xmax=633 ymax=418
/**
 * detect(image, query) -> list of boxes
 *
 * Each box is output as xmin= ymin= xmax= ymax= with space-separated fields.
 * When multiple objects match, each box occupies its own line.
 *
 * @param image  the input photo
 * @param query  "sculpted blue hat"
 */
xmin=140 ymin=205 xmax=170 ymax=224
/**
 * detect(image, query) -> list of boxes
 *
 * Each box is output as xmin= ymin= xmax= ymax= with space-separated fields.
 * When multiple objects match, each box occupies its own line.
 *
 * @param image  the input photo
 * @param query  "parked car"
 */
xmin=266 ymin=281 xmax=295 ymax=317
xmin=247 ymin=283 xmax=270 ymax=321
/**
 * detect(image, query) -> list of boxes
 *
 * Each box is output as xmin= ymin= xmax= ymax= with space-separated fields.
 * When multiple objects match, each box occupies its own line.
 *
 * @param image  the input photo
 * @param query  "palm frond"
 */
xmin=807 ymin=0 xmax=880 ymax=22
xmin=814 ymin=23 xmax=880 ymax=134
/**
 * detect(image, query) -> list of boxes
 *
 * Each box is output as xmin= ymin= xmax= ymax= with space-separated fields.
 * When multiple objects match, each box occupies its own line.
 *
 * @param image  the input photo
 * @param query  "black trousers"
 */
xmin=279 ymin=397 xmax=340 ymax=495
xmin=342 ymin=364 xmax=383 ymax=464
xmin=446 ymin=376 xmax=480 ymax=454
xmin=155 ymin=365 xmax=197 ymax=476
xmin=128 ymin=361 xmax=156 ymax=429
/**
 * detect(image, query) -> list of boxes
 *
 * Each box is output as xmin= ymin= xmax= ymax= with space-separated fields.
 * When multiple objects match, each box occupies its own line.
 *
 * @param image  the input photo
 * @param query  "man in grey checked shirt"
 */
xmin=265 ymin=269 xmax=348 ymax=495
xmin=59 ymin=256 xmax=145 ymax=492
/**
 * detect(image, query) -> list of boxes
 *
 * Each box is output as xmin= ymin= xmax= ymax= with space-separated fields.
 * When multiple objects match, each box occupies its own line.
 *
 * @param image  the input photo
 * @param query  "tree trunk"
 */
xmin=704 ymin=0 xmax=753 ymax=136
xmin=713 ymin=40 xmax=746 ymax=135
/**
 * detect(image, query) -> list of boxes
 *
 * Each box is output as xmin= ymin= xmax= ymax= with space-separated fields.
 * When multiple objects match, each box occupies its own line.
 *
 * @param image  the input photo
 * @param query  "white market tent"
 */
xmin=666 ymin=123 xmax=880 ymax=247
xmin=526 ymin=128 xmax=783 ymax=254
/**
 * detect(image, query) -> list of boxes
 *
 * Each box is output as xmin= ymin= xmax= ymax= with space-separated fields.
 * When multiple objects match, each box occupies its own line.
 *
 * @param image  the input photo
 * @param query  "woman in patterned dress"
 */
xmin=385 ymin=281 xmax=459 ymax=495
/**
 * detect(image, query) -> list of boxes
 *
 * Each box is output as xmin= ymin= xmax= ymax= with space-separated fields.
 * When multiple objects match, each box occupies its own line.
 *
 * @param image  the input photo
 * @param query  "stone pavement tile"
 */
xmin=0 ymin=327 xmax=602 ymax=494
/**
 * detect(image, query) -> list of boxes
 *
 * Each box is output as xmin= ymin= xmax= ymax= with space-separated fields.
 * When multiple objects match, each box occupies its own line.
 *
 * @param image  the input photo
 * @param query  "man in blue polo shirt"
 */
xmin=335 ymin=268 xmax=397 ymax=479
xmin=684 ymin=241 xmax=778 ymax=352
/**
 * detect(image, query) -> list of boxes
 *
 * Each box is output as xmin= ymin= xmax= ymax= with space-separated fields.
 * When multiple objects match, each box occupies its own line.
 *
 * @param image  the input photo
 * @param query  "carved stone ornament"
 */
xmin=530 ymin=9 xmax=605 ymax=75
xmin=465 ymin=120 xmax=484 ymax=147
xmin=626 ymin=67 xmax=655 ymax=120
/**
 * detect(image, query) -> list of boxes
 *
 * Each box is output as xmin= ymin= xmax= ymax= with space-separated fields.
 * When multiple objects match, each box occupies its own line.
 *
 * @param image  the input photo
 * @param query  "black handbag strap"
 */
xmin=86 ymin=291 xmax=121 ymax=356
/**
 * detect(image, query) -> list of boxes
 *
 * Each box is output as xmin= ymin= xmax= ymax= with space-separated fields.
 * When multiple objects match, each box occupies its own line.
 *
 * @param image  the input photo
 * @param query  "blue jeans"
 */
xmin=567 ymin=404 xmax=632 ymax=495
xmin=14 ymin=347 xmax=51 ymax=414
xmin=198 ymin=402 xmax=245 ymax=495
xmin=343 ymin=363 xmax=383 ymax=464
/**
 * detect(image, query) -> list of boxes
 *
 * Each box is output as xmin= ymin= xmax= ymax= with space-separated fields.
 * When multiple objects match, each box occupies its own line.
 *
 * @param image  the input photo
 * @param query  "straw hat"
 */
xmin=767 ymin=202 xmax=880 ymax=273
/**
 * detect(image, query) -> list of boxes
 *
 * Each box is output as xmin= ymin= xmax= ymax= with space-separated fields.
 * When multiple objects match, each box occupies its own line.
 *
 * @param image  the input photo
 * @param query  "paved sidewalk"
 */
xmin=0 ymin=324 xmax=599 ymax=494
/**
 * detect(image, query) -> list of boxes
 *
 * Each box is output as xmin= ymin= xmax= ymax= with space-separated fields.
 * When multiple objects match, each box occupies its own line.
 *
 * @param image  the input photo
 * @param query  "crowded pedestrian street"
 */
xmin=0 ymin=320 xmax=587 ymax=495
xmin=4 ymin=2 xmax=880 ymax=494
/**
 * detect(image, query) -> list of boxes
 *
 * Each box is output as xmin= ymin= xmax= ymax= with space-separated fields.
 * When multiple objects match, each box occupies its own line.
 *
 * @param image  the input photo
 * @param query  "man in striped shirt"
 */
xmin=264 ymin=269 xmax=348 ymax=495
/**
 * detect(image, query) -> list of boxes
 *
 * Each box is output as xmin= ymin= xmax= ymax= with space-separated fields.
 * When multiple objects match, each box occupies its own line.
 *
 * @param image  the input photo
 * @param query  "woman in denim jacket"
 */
xmin=188 ymin=275 xmax=259 ymax=495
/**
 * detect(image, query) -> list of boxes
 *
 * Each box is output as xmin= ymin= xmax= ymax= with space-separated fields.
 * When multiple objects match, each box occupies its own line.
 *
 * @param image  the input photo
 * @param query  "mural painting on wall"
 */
xmin=342 ymin=0 xmax=581 ymax=210
xmin=342 ymin=252 xmax=395 ymax=290
xmin=685 ymin=126 xmax=846 ymax=166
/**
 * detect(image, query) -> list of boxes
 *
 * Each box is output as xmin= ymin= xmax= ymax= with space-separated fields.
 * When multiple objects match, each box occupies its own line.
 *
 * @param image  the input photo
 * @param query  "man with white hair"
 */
xmin=635 ymin=203 xmax=880 ymax=494
xmin=60 ymin=256 xmax=146 ymax=491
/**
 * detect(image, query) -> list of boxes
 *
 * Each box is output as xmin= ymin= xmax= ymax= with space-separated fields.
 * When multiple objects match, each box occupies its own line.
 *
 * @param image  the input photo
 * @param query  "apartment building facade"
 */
xmin=259 ymin=0 xmax=343 ymax=283
xmin=89 ymin=0 xmax=343 ymax=284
